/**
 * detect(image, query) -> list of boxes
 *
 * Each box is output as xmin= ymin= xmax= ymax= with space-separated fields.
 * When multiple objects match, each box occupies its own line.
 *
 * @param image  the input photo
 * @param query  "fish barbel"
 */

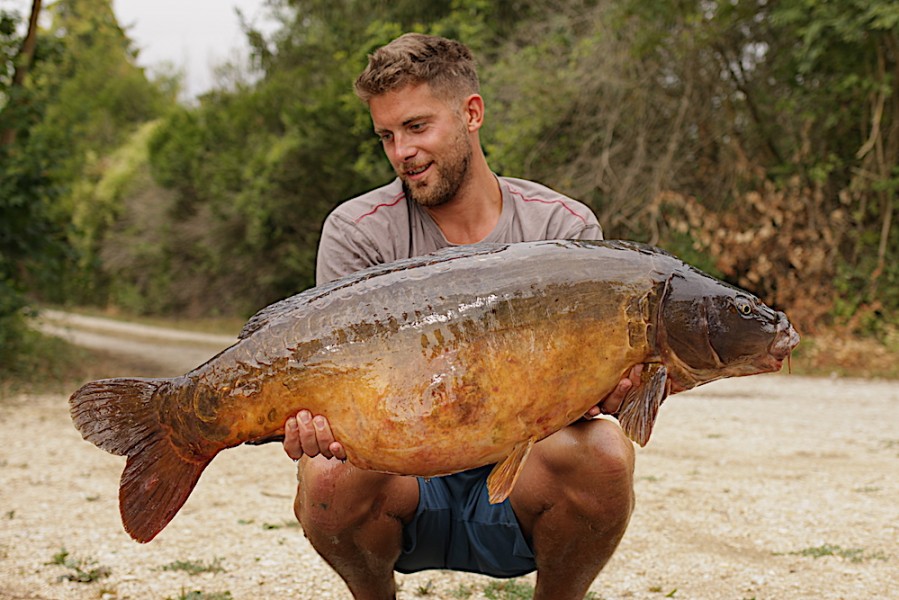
xmin=69 ymin=240 xmax=799 ymax=542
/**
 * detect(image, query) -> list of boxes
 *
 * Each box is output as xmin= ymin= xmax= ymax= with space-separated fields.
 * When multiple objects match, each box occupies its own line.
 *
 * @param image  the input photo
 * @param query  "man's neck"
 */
xmin=426 ymin=158 xmax=501 ymax=245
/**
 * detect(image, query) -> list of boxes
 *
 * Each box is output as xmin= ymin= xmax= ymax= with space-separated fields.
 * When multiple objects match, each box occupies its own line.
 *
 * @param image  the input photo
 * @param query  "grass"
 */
xmin=415 ymin=579 xmax=436 ymax=596
xmin=443 ymin=581 xmax=605 ymax=599
xmin=48 ymin=547 xmax=111 ymax=583
xmin=161 ymin=558 xmax=226 ymax=575
xmin=450 ymin=583 xmax=475 ymax=598
xmin=787 ymin=544 xmax=889 ymax=563
xmin=0 ymin=325 xmax=89 ymax=396
xmin=165 ymin=590 xmax=233 ymax=600
xmin=0 ymin=322 xmax=171 ymax=397
xmin=261 ymin=519 xmax=300 ymax=530
xmin=483 ymin=580 xmax=535 ymax=600
xmin=480 ymin=580 xmax=604 ymax=599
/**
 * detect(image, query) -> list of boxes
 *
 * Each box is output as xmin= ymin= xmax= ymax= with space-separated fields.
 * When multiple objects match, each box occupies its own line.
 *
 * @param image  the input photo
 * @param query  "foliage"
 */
xmin=1 ymin=0 xmax=176 ymax=373
xmin=34 ymin=0 xmax=171 ymax=178
xmin=652 ymin=0 xmax=899 ymax=334
xmin=30 ymin=0 xmax=175 ymax=305
xmin=0 ymin=7 xmax=68 ymax=372
xmin=0 ymin=315 xmax=82 ymax=390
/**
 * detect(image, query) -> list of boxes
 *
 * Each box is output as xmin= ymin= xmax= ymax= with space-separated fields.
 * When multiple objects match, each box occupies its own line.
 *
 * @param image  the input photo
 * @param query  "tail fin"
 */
xmin=69 ymin=378 xmax=211 ymax=543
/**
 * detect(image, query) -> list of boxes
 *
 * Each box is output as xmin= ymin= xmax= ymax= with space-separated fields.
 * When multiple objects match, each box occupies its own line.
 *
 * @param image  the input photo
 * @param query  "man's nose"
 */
xmin=390 ymin=133 xmax=417 ymax=163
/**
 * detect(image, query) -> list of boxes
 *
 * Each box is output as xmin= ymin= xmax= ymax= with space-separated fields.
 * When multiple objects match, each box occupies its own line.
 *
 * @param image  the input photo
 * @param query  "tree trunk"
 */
xmin=0 ymin=0 xmax=42 ymax=147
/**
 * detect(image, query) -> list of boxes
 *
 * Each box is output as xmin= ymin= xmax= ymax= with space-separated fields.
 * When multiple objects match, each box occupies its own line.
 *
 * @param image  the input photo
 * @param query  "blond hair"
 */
xmin=354 ymin=33 xmax=480 ymax=104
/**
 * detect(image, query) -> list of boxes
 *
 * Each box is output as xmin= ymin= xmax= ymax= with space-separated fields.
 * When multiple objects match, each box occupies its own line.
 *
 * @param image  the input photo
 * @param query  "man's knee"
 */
xmin=582 ymin=418 xmax=636 ymax=481
xmin=295 ymin=457 xmax=366 ymax=535
xmin=580 ymin=420 xmax=636 ymax=522
xmin=526 ymin=419 xmax=635 ymax=519
xmin=538 ymin=418 xmax=634 ymax=479
xmin=294 ymin=456 xmax=417 ymax=537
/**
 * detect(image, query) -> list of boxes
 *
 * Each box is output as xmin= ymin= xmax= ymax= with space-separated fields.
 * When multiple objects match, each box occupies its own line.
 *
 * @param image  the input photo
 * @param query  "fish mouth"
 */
xmin=766 ymin=314 xmax=801 ymax=370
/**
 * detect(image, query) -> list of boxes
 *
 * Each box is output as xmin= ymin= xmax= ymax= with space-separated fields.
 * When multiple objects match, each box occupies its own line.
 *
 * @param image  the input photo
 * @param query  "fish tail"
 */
xmin=69 ymin=378 xmax=211 ymax=543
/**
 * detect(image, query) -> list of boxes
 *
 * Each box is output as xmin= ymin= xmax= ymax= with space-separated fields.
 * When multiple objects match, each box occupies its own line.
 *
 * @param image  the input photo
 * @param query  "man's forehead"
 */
xmin=369 ymin=83 xmax=445 ymax=129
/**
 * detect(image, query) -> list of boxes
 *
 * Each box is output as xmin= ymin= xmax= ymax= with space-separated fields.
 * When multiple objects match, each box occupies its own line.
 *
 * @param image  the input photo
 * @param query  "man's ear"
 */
xmin=464 ymin=94 xmax=485 ymax=132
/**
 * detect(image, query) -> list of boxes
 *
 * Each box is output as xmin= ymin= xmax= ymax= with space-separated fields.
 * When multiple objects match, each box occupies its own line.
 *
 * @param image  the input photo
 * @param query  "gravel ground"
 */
xmin=0 ymin=312 xmax=897 ymax=599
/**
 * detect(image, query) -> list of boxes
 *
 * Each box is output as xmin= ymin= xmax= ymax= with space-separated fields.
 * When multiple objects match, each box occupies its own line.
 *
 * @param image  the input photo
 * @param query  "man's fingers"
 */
xmin=312 ymin=415 xmax=337 ymax=458
xmin=283 ymin=415 xmax=304 ymax=460
xmin=582 ymin=405 xmax=601 ymax=420
xmin=329 ymin=441 xmax=347 ymax=461
xmin=297 ymin=410 xmax=321 ymax=458
xmin=607 ymin=378 xmax=633 ymax=414
xmin=628 ymin=363 xmax=644 ymax=382
xmin=283 ymin=411 xmax=347 ymax=461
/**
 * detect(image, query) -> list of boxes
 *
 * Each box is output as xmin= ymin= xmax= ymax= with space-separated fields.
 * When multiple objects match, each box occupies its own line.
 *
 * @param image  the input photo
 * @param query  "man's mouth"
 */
xmin=404 ymin=162 xmax=432 ymax=178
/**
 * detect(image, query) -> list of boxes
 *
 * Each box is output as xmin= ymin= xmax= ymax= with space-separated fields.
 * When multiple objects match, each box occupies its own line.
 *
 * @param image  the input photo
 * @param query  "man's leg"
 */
xmin=294 ymin=456 xmax=419 ymax=600
xmin=511 ymin=418 xmax=636 ymax=600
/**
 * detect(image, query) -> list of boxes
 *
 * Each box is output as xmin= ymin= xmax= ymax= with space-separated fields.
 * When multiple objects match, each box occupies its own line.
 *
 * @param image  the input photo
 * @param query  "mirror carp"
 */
xmin=69 ymin=240 xmax=800 ymax=542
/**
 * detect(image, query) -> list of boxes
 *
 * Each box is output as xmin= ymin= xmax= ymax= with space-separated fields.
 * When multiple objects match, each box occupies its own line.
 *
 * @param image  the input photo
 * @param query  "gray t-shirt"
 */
xmin=316 ymin=175 xmax=602 ymax=285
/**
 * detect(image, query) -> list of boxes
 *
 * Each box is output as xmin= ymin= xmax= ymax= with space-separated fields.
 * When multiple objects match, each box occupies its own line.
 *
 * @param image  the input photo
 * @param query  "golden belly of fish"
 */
xmin=207 ymin=303 xmax=642 ymax=475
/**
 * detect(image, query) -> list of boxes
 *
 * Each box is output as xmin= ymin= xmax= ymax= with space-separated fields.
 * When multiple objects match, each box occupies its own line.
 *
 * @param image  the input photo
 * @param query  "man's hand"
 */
xmin=583 ymin=364 xmax=644 ymax=419
xmin=283 ymin=410 xmax=347 ymax=461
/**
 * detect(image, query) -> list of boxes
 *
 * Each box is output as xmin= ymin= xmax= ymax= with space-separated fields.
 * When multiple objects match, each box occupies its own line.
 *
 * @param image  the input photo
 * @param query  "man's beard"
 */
xmin=401 ymin=127 xmax=472 ymax=208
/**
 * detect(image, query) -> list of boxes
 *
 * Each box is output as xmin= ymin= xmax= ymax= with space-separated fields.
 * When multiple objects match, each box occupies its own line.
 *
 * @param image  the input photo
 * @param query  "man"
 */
xmin=283 ymin=33 xmax=640 ymax=600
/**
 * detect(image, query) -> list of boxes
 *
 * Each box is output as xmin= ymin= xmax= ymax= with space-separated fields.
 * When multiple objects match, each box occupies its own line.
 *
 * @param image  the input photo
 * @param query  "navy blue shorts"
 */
xmin=393 ymin=465 xmax=536 ymax=578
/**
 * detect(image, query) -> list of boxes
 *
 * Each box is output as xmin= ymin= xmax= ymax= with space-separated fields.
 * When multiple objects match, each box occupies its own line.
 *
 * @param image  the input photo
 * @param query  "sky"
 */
xmin=2 ymin=0 xmax=277 ymax=99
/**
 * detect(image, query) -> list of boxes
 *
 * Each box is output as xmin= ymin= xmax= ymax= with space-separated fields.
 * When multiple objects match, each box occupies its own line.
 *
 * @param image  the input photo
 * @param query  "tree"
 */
xmin=29 ymin=0 xmax=174 ymax=305
xmin=0 ymin=1 xmax=67 ymax=376
xmin=1 ymin=0 xmax=174 ymax=375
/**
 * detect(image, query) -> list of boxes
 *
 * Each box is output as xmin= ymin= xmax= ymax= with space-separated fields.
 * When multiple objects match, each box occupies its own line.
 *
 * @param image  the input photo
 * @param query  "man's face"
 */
xmin=369 ymin=83 xmax=473 ymax=208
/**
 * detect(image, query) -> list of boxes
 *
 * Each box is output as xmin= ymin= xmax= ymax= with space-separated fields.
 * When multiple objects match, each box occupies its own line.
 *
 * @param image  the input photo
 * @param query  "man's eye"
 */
xmin=379 ymin=133 xmax=393 ymax=143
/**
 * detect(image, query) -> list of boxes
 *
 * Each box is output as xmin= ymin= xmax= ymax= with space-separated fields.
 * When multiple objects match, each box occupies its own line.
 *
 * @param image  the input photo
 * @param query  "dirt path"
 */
xmin=1 ymin=312 xmax=897 ymax=599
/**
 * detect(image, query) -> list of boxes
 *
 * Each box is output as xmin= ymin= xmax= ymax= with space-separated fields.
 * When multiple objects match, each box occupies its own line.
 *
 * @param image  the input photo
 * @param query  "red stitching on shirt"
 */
xmin=354 ymin=191 xmax=405 ymax=224
xmin=507 ymin=184 xmax=588 ymax=224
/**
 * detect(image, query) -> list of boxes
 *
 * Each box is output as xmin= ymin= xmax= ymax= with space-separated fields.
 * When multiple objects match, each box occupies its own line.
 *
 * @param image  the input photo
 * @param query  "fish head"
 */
xmin=660 ymin=270 xmax=800 ymax=389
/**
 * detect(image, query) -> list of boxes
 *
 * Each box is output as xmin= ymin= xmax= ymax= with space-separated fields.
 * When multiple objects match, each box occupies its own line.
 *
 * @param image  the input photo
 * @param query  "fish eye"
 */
xmin=736 ymin=298 xmax=753 ymax=316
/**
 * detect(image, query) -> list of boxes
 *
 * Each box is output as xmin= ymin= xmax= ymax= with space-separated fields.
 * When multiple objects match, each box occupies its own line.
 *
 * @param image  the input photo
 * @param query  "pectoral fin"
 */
xmin=616 ymin=363 xmax=669 ymax=447
xmin=486 ymin=438 xmax=535 ymax=504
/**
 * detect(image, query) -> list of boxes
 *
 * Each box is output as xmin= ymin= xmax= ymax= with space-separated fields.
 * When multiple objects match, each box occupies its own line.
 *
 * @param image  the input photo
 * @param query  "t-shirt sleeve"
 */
xmin=315 ymin=212 xmax=384 ymax=285
xmin=556 ymin=206 xmax=603 ymax=241
xmin=570 ymin=217 xmax=603 ymax=241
